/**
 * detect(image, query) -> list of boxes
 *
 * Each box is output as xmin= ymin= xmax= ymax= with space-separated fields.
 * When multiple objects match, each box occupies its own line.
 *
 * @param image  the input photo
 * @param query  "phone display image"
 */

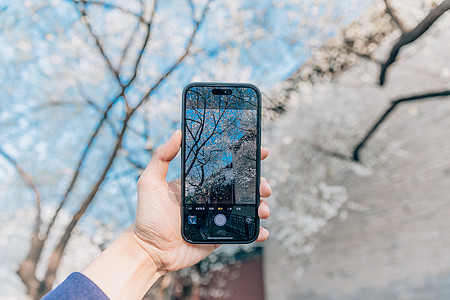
xmin=182 ymin=83 xmax=261 ymax=243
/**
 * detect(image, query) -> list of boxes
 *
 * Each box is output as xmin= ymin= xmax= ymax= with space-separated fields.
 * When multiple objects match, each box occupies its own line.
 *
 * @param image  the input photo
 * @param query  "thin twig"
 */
xmin=0 ymin=150 xmax=42 ymax=236
xmin=124 ymin=0 xmax=158 ymax=88
xmin=42 ymin=94 xmax=121 ymax=242
xmin=124 ymin=154 xmax=147 ymax=171
xmin=352 ymin=90 xmax=450 ymax=161
xmin=0 ymin=149 xmax=44 ymax=296
xmin=187 ymin=0 xmax=196 ymax=21
xmin=43 ymin=112 xmax=132 ymax=290
xmin=132 ymin=0 xmax=212 ymax=113
xmin=383 ymin=0 xmax=407 ymax=33
xmin=118 ymin=22 xmax=142 ymax=71
xmin=73 ymin=0 xmax=144 ymax=20
xmin=312 ymin=145 xmax=351 ymax=162
xmin=75 ymin=3 xmax=124 ymax=88
xmin=76 ymin=83 xmax=120 ymax=137
xmin=115 ymin=176 xmax=136 ymax=221
xmin=379 ymin=0 xmax=450 ymax=85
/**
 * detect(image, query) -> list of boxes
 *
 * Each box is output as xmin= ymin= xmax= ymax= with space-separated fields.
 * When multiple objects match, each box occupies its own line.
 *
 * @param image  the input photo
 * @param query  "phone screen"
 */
xmin=182 ymin=84 xmax=260 ymax=243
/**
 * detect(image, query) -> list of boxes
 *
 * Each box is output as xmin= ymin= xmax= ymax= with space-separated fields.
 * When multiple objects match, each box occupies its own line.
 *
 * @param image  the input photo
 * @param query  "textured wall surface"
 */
xmin=292 ymin=98 xmax=450 ymax=299
xmin=264 ymin=16 xmax=450 ymax=300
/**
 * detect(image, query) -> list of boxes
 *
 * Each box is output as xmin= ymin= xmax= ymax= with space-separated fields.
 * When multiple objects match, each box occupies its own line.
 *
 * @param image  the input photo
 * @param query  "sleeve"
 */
xmin=41 ymin=272 xmax=109 ymax=300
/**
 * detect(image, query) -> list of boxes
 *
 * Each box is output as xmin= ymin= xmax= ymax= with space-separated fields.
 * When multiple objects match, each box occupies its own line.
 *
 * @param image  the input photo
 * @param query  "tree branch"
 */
xmin=379 ymin=0 xmax=450 ymax=85
xmin=352 ymin=90 xmax=450 ymax=161
xmin=36 ymin=1 xmax=212 ymax=294
xmin=85 ymin=96 xmax=153 ymax=160
xmin=42 ymin=112 xmax=132 ymax=294
xmin=124 ymin=153 xmax=147 ymax=170
xmin=123 ymin=0 xmax=158 ymax=88
xmin=0 ymin=150 xmax=41 ymax=227
xmin=42 ymin=0 xmax=157 ymax=244
xmin=21 ymin=1 xmax=213 ymax=295
xmin=75 ymin=3 xmax=124 ymax=88
xmin=42 ymin=94 xmax=121 ymax=244
xmin=73 ymin=0 xmax=144 ymax=20
xmin=312 ymin=145 xmax=351 ymax=162
xmin=132 ymin=0 xmax=211 ymax=113
xmin=383 ymin=0 xmax=407 ymax=33
xmin=0 ymin=150 xmax=43 ymax=297
xmin=119 ymin=21 xmax=142 ymax=72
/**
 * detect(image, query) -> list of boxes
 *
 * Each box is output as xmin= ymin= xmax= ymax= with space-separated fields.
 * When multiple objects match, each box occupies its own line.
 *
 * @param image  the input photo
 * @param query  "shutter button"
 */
xmin=214 ymin=214 xmax=227 ymax=226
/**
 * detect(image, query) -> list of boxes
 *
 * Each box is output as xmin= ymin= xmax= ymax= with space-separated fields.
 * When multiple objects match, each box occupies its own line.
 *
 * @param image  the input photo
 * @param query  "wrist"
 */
xmin=128 ymin=226 xmax=169 ymax=275
xmin=82 ymin=229 xmax=163 ymax=300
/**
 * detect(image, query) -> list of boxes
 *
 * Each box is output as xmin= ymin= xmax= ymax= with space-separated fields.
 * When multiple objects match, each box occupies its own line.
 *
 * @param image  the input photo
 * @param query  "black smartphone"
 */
xmin=181 ymin=82 xmax=262 ymax=244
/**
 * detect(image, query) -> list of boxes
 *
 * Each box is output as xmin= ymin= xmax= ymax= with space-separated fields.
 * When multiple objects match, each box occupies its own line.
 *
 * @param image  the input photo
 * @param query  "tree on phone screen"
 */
xmin=185 ymin=87 xmax=257 ymax=205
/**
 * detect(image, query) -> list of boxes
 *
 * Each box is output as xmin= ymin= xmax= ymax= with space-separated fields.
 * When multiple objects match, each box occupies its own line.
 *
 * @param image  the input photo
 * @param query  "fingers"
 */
xmin=257 ymin=176 xmax=270 ymax=242
xmin=255 ymin=227 xmax=269 ymax=242
xmin=260 ymin=177 xmax=271 ymax=198
xmin=258 ymin=198 xmax=270 ymax=219
xmin=142 ymin=130 xmax=181 ymax=182
xmin=261 ymin=147 xmax=269 ymax=161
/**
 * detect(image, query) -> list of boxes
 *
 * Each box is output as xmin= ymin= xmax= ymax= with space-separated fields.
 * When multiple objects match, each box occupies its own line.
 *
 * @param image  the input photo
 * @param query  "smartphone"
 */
xmin=181 ymin=82 xmax=261 ymax=244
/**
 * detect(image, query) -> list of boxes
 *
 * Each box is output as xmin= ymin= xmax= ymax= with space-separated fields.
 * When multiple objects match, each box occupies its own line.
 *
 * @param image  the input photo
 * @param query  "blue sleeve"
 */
xmin=41 ymin=272 xmax=109 ymax=300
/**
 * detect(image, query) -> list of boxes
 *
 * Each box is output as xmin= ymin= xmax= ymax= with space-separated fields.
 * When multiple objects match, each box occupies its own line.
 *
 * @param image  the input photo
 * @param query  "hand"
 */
xmin=81 ymin=130 xmax=271 ymax=299
xmin=132 ymin=129 xmax=271 ymax=274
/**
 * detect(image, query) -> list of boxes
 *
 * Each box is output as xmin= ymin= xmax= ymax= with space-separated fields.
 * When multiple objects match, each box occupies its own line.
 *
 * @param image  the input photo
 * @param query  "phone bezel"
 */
xmin=181 ymin=82 xmax=262 ymax=244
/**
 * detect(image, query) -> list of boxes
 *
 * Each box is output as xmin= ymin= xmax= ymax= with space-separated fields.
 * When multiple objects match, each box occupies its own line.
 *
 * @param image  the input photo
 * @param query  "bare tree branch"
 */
xmin=124 ymin=153 xmax=147 ymax=170
xmin=18 ymin=63 xmax=125 ymax=297
xmin=31 ymin=1 xmax=212 ymax=295
xmin=16 ymin=0 xmax=212 ymax=295
xmin=115 ymin=176 xmax=136 ymax=221
xmin=187 ymin=0 xmax=196 ymax=21
xmin=119 ymin=21 xmax=142 ymax=72
xmin=0 ymin=150 xmax=43 ymax=298
xmin=73 ymin=0 xmax=144 ymax=20
xmin=0 ymin=150 xmax=42 ymax=220
xmin=42 ymin=94 xmax=121 ymax=244
xmin=75 ymin=3 xmax=124 ymax=88
xmin=77 ymin=84 xmax=121 ymax=137
xmin=42 ymin=112 xmax=132 ymax=293
xmin=383 ymin=0 xmax=407 ymax=33
xmin=352 ymin=90 xmax=450 ymax=161
xmin=41 ymin=0 xmax=159 ymax=241
xmin=124 ymin=0 xmax=158 ymax=87
xmin=85 ymin=96 xmax=154 ymax=164
xmin=312 ymin=145 xmax=351 ymax=161
xmin=379 ymin=0 xmax=450 ymax=85
xmin=107 ymin=167 xmax=140 ymax=183
xmin=132 ymin=0 xmax=211 ymax=113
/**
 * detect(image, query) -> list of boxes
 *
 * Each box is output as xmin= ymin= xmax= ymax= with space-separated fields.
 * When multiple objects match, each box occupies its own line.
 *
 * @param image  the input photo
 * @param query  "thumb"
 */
xmin=142 ymin=130 xmax=181 ymax=183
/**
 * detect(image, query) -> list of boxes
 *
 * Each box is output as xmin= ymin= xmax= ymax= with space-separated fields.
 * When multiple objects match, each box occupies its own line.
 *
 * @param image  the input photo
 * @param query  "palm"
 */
xmin=131 ymin=130 xmax=270 ymax=274
xmin=134 ymin=178 xmax=218 ymax=272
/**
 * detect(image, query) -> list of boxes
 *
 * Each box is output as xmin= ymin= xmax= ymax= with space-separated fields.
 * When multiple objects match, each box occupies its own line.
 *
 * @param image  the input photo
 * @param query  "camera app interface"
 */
xmin=184 ymin=86 xmax=258 ymax=241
